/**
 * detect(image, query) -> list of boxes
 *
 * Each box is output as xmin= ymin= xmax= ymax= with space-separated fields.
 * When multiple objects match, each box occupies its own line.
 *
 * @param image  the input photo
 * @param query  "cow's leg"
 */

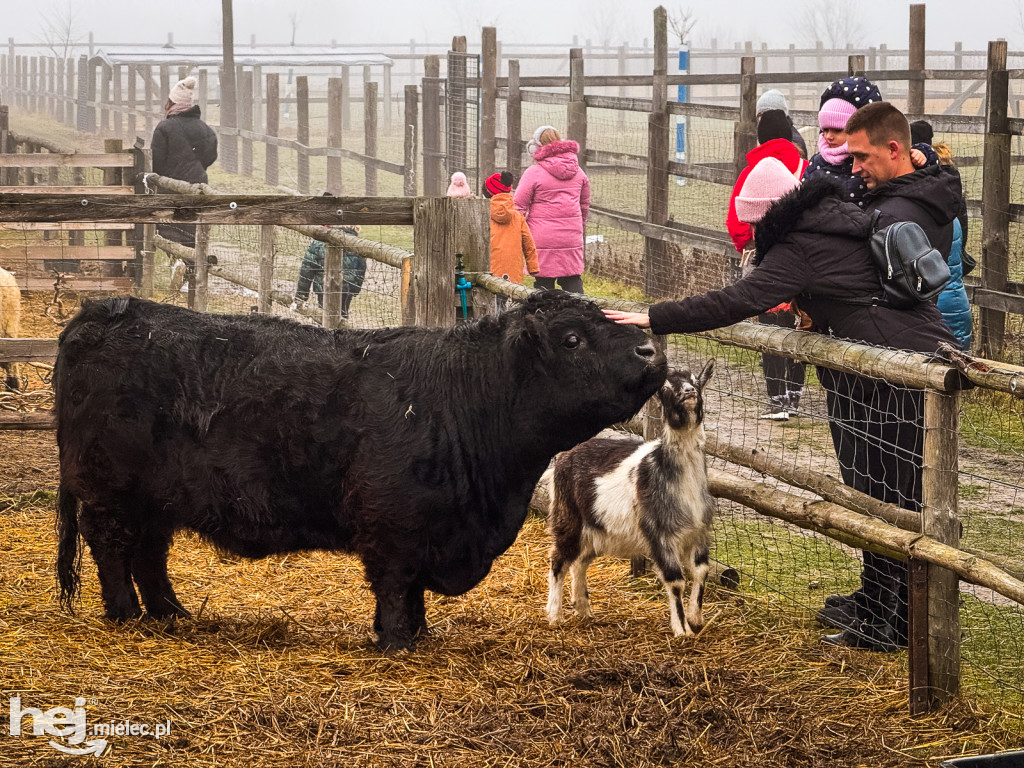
xmin=79 ymin=505 xmax=142 ymax=621
xmin=406 ymin=585 xmax=427 ymax=639
xmin=371 ymin=586 xmax=415 ymax=652
xmin=130 ymin=534 xmax=190 ymax=620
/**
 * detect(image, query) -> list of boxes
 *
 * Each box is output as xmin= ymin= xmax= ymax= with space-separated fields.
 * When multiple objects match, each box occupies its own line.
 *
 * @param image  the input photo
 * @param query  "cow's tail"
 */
xmin=56 ymin=480 xmax=82 ymax=612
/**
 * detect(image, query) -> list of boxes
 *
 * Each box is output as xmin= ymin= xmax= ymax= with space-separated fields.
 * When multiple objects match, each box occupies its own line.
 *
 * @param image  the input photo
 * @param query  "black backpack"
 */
xmin=865 ymin=210 xmax=951 ymax=309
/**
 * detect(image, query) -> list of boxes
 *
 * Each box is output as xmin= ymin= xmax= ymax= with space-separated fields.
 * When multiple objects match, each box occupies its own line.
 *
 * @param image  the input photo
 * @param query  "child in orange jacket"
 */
xmin=483 ymin=172 xmax=539 ymax=284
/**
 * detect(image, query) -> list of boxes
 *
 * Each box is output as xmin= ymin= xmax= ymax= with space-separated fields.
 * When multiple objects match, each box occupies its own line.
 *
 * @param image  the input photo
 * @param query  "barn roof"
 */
xmin=90 ymin=46 xmax=393 ymax=68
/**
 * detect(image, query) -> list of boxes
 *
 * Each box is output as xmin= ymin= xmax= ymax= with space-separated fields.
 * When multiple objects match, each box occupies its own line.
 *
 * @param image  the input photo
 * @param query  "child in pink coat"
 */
xmin=513 ymin=127 xmax=591 ymax=293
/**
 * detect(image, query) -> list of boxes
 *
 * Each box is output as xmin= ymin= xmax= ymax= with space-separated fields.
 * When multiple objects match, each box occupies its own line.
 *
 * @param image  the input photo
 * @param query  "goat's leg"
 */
xmin=546 ymin=547 xmax=571 ymax=625
xmin=648 ymin=537 xmax=689 ymax=636
xmin=570 ymin=554 xmax=594 ymax=619
xmin=682 ymin=542 xmax=711 ymax=635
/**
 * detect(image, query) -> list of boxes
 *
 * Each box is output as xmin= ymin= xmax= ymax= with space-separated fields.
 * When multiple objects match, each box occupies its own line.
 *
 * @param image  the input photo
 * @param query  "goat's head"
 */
xmin=659 ymin=360 xmax=714 ymax=429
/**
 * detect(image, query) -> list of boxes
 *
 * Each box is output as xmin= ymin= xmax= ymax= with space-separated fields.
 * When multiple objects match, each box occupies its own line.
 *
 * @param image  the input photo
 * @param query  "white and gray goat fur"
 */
xmin=545 ymin=362 xmax=715 ymax=636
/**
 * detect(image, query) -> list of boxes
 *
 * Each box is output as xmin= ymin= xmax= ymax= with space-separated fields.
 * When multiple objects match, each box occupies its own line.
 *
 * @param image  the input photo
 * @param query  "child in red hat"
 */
xmin=483 ymin=172 xmax=538 ymax=289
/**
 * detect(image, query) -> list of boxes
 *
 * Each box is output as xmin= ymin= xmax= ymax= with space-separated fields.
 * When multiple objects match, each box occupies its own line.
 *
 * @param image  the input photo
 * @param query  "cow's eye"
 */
xmin=563 ymin=334 xmax=580 ymax=349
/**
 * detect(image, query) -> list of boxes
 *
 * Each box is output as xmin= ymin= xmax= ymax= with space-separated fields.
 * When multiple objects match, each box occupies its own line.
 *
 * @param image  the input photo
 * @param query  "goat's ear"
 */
xmin=697 ymin=359 xmax=714 ymax=389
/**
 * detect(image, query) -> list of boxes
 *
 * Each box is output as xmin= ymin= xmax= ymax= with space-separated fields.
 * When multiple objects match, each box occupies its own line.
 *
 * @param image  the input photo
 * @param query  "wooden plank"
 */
xmin=0 ymin=195 xmax=416 ymax=225
xmin=327 ymin=77 xmax=343 ymax=195
xmin=412 ymin=196 xmax=455 ymax=328
xmin=585 ymin=148 xmax=647 ymax=170
xmin=0 ymin=410 xmax=56 ymax=431
xmin=666 ymin=160 xmax=735 ymax=185
xmin=969 ymin=287 xmax=1024 ymax=315
xmin=0 ymin=152 xmax=134 ymax=168
xmin=12 ymin=276 xmax=133 ymax=292
xmin=981 ymin=40 xmax=1011 ymax=358
xmin=0 ymin=222 xmax=133 ymax=230
xmin=584 ymin=94 xmax=653 ymax=112
xmin=519 ymin=90 xmax=570 ymax=106
xmin=0 ymin=337 xmax=58 ymax=361
xmin=0 ymin=186 xmax=133 ymax=194
xmin=323 ymin=243 xmax=344 ymax=329
xmin=3 ymin=245 xmax=136 ymax=261
xmin=506 ymin=60 xmax=523 ymax=180
xmin=364 ymin=80 xmax=378 ymax=196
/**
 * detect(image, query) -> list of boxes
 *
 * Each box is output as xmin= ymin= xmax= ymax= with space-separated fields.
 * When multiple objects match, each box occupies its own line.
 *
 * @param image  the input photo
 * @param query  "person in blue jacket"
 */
xmin=911 ymin=121 xmax=973 ymax=351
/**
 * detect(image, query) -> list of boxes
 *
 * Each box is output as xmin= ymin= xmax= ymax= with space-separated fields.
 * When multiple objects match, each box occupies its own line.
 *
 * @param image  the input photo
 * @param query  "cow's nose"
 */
xmin=635 ymin=340 xmax=666 ymax=366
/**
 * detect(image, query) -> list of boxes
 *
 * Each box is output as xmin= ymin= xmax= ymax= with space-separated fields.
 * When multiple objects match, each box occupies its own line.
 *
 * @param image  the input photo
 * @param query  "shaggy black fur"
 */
xmin=53 ymin=291 xmax=666 ymax=651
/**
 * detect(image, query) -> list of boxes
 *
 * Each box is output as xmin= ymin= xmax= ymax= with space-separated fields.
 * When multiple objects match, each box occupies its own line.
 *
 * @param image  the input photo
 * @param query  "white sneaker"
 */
xmin=759 ymin=407 xmax=790 ymax=421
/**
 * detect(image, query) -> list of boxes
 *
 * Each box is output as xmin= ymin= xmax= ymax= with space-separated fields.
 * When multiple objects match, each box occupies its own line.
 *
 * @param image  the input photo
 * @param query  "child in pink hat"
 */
xmin=446 ymin=172 xmax=475 ymax=198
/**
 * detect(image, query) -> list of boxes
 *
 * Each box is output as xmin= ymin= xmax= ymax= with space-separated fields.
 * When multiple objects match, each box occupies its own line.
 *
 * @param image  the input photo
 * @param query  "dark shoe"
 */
xmin=816 ymin=601 xmax=859 ymax=631
xmin=823 ymin=590 xmax=864 ymax=610
xmin=822 ymin=619 xmax=906 ymax=653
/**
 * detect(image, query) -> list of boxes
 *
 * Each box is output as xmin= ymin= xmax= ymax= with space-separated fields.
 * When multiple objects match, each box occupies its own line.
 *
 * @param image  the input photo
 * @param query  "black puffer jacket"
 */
xmin=151 ymin=106 xmax=218 ymax=184
xmin=648 ymin=175 xmax=956 ymax=355
xmin=862 ymin=163 xmax=961 ymax=259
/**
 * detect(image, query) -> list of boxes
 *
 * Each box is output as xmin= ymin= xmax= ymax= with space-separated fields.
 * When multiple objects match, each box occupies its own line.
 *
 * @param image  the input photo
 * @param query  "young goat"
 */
xmin=545 ymin=362 xmax=715 ymax=636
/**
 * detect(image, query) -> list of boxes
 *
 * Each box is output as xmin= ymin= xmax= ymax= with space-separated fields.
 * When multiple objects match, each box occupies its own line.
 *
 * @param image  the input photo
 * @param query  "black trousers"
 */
xmin=759 ymin=311 xmax=806 ymax=402
xmin=534 ymin=275 xmax=583 ymax=294
xmin=819 ymin=367 xmax=923 ymax=639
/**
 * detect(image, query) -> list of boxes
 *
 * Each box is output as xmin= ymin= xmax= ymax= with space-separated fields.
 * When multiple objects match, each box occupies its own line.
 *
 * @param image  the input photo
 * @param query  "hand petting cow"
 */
xmin=545 ymin=363 xmax=716 ymax=637
xmin=53 ymin=291 xmax=667 ymax=651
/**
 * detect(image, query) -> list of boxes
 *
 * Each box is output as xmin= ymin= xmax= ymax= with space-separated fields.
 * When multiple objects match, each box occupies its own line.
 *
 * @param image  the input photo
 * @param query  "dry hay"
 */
xmin=0 ymin=475 xmax=1019 ymax=768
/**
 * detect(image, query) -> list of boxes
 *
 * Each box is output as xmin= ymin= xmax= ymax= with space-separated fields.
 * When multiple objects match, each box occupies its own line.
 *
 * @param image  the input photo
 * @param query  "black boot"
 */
xmin=822 ymin=615 xmax=905 ymax=652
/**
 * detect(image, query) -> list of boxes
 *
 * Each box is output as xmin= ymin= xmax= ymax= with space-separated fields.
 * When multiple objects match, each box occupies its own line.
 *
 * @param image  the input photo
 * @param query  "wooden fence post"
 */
xmin=422 ymin=55 xmax=443 ymax=196
xmin=644 ymin=6 xmax=669 ymax=299
xmin=100 ymin=62 xmax=111 ymax=134
xmin=954 ymin=41 xmax=963 ymax=96
xmin=908 ymin=4 xmax=926 ymax=115
xmin=507 ymin=59 xmax=522 ymax=181
xmin=848 ymin=55 xmax=865 ymax=77
xmin=404 ymin=84 xmax=419 ymax=197
xmin=197 ymin=69 xmax=209 ymax=121
xmin=980 ymin=40 xmax=1009 ymax=359
xmin=193 ymin=224 xmax=211 ymax=312
xmin=220 ymin=0 xmax=238 ymax=174
xmin=323 ymin=243 xmax=344 ymax=329
xmin=341 ymin=65 xmax=351 ymax=131
xmin=449 ymin=36 xmax=468 ymax=181
xmin=909 ymin=389 xmax=961 ymax=713
xmin=327 ymin=77 xmax=343 ymax=195
xmin=480 ymin=26 xmax=497 ymax=180
xmin=733 ymin=56 xmax=757 ymax=178
xmin=258 ymin=224 xmax=275 ymax=314
xmin=132 ymin=142 xmax=153 ymax=296
xmin=412 ymin=196 xmax=456 ymax=328
xmin=240 ymin=69 xmax=253 ymax=178
xmin=296 ymin=75 xmax=310 ymax=194
xmin=112 ymin=64 xmax=123 ymax=138
xmin=143 ymin=64 xmax=154 ymax=139
xmin=30 ymin=56 xmax=38 ymax=114
xmin=364 ymin=80 xmax=378 ymax=196
xmin=382 ymin=63 xmax=393 ymax=134
xmin=567 ymin=48 xmax=587 ymax=169
xmin=103 ymin=139 xmax=124 ymax=271
xmin=265 ymin=73 xmax=279 ymax=188
xmin=76 ymin=55 xmax=89 ymax=132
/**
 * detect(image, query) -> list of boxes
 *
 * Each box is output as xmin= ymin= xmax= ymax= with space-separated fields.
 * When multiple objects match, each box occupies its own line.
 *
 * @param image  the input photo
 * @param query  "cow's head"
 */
xmin=506 ymin=291 xmax=667 ymax=451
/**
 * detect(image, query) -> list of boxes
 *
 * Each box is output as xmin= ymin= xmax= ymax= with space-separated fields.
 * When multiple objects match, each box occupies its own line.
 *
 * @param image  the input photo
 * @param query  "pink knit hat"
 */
xmin=735 ymin=157 xmax=801 ymax=224
xmin=818 ymin=97 xmax=858 ymax=131
xmin=169 ymin=76 xmax=197 ymax=106
xmin=446 ymin=172 xmax=474 ymax=198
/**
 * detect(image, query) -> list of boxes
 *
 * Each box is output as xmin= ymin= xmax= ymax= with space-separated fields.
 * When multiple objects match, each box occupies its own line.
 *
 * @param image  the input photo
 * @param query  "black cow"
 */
xmin=55 ymin=291 xmax=666 ymax=651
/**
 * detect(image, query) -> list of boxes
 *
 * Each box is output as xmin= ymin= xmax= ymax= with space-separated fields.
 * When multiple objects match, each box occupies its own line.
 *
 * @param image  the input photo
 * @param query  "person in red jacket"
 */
xmin=726 ymin=111 xmax=809 ymax=420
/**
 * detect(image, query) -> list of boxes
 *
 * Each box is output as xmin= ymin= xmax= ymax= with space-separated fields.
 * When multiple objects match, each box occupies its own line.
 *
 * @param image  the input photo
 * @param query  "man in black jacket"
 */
xmin=815 ymin=102 xmax=962 ymax=650
xmin=604 ymin=155 xmax=956 ymax=653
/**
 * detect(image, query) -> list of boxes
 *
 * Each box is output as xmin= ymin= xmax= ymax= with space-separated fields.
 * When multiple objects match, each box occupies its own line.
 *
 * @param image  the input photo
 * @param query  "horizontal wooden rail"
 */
xmin=0 ymin=186 xmax=134 ymax=195
xmin=3 ymin=245 xmax=135 ymax=261
xmin=0 ymin=338 xmax=58 ymax=362
xmin=0 ymin=192 xmax=416 ymax=226
xmin=0 ymin=153 xmax=134 ymax=168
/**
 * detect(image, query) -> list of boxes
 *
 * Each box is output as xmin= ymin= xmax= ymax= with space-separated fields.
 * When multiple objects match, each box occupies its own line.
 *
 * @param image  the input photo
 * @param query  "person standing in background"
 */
xmin=514 ymin=127 xmax=590 ymax=294
xmin=755 ymin=89 xmax=807 ymax=158
xmin=151 ymin=75 xmax=217 ymax=249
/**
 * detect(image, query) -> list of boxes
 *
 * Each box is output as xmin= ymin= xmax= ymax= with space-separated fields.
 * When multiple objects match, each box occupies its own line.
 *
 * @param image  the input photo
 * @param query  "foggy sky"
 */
xmin=8 ymin=0 xmax=1022 ymax=53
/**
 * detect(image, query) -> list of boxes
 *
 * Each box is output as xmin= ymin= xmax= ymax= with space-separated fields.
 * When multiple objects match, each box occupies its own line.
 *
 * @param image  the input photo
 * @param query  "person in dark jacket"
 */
xmin=727 ymin=116 xmax=808 ymax=420
xmin=151 ymin=75 xmax=218 ymax=249
xmin=804 ymin=101 xmax=962 ymax=650
xmin=605 ymin=165 xmax=957 ymax=653
xmin=293 ymin=229 xmax=367 ymax=319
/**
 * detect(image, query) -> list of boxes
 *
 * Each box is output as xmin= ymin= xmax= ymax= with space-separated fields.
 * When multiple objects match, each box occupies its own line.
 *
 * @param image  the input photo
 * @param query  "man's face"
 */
xmin=847 ymin=129 xmax=901 ymax=189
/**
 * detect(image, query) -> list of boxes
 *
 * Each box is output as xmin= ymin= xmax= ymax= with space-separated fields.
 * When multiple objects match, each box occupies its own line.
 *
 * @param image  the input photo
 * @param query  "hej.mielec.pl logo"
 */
xmin=9 ymin=696 xmax=172 ymax=756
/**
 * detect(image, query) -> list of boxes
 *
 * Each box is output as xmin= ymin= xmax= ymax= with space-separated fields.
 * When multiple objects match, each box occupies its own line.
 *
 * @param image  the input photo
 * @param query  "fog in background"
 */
xmin=7 ymin=0 xmax=1023 ymax=52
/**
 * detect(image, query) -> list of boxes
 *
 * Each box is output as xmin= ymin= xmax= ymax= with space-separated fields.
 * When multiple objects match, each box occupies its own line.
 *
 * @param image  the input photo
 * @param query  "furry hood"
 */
xmin=753 ymin=173 xmax=873 ymax=263
xmin=532 ymin=140 xmax=581 ymax=180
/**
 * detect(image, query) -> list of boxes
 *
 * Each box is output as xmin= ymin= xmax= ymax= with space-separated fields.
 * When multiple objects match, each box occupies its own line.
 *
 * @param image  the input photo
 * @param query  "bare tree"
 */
xmin=668 ymin=7 xmax=698 ymax=46
xmin=447 ymin=0 xmax=503 ymax=35
xmin=797 ymin=0 xmax=867 ymax=49
xmin=289 ymin=11 xmax=299 ymax=46
xmin=37 ymin=0 xmax=82 ymax=65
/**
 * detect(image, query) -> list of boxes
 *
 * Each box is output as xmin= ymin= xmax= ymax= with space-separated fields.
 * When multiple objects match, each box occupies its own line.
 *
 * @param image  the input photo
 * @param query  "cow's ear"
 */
xmin=697 ymin=359 xmax=714 ymax=389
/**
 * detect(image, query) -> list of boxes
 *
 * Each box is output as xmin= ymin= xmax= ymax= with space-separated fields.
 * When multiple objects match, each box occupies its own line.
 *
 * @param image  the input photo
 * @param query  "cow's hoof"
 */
xmin=374 ymin=633 xmax=415 ymax=654
xmin=104 ymin=607 xmax=144 ymax=623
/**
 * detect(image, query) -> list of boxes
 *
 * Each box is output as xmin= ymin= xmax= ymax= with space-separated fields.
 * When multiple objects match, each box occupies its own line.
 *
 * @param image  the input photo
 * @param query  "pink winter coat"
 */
xmin=513 ymin=140 xmax=591 ymax=278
